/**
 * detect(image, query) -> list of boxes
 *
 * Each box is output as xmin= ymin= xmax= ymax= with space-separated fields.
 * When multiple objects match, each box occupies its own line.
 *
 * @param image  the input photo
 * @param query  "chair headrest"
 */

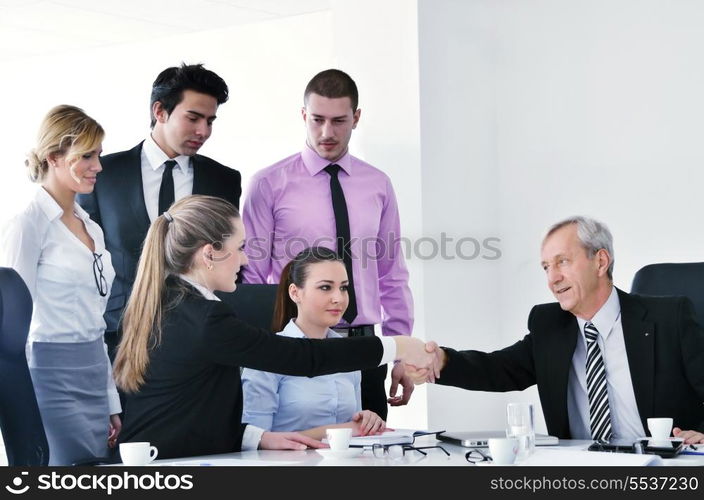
xmin=0 ymin=267 xmax=33 ymax=357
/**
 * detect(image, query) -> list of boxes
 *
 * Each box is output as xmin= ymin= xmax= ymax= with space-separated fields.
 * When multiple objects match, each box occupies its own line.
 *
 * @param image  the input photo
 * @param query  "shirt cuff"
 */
xmin=242 ymin=424 xmax=266 ymax=451
xmin=378 ymin=336 xmax=397 ymax=366
xmin=107 ymin=389 xmax=122 ymax=415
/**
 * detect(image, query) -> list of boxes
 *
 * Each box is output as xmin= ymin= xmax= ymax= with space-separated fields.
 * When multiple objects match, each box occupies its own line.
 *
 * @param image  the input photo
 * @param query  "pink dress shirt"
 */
xmin=242 ymin=146 xmax=413 ymax=336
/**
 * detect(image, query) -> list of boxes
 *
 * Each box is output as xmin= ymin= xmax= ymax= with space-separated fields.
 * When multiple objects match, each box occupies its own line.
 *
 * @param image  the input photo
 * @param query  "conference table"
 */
xmin=149 ymin=436 xmax=704 ymax=467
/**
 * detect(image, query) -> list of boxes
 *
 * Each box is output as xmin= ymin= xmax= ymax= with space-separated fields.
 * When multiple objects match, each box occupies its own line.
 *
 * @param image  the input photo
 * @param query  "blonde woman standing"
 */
xmin=0 ymin=105 xmax=121 ymax=465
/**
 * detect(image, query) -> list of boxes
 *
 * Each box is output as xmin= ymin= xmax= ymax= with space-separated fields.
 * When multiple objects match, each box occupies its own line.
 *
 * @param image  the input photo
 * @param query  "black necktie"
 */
xmin=324 ymin=164 xmax=357 ymax=324
xmin=584 ymin=322 xmax=612 ymax=441
xmin=158 ymin=160 xmax=177 ymax=216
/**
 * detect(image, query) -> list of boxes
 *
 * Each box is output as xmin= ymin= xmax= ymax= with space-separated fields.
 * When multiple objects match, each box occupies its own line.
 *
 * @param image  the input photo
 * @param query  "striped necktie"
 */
xmin=585 ymin=321 xmax=612 ymax=441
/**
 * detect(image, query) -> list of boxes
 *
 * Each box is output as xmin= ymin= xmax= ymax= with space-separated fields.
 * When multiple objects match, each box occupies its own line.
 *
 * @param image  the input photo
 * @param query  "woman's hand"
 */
xmin=350 ymin=410 xmax=387 ymax=436
xmin=260 ymin=431 xmax=326 ymax=450
xmin=108 ymin=414 xmax=122 ymax=448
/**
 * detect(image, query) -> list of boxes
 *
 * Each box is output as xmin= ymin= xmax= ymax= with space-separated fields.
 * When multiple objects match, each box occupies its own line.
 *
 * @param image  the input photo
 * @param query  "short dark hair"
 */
xmin=303 ymin=69 xmax=359 ymax=111
xmin=149 ymin=63 xmax=229 ymax=128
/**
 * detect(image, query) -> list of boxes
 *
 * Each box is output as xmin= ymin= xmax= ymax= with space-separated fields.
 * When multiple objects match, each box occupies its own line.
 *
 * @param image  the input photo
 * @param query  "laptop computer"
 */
xmin=438 ymin=430 xmax=559 ymax=448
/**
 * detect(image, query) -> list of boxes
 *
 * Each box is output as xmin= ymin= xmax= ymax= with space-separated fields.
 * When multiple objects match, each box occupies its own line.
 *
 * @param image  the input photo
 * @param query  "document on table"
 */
xmin=348 ymin=429 xmax=443 ymax=447
xmin=681 ymin=444 xmax=704 ymax=456
xmin=160 ymin=458 xmax=305 ymax=466
xmin=520 ymin=448 xmax=663 ymax=466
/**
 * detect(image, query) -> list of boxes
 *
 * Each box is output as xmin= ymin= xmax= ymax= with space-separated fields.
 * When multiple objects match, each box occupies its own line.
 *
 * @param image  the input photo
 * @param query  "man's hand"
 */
xmin=404 ymin=341 xmax=446 ymax=385
xmin=388 ymin=362 xmax=414 ymax=406
xmin=259 ymin=431 xmax=326 ymax=450
xmin=393 ymin=337 xmax=441 ymax=381
xmin=673 ymin=427 xmax=704 ymax=444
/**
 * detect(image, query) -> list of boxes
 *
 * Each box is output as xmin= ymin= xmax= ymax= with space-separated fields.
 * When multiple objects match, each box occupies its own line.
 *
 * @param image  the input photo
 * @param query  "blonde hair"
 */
xmin=26 ymin=104 xmax=104 ymax=183
xmin=114 ymin=195 xmax=240 ymax=392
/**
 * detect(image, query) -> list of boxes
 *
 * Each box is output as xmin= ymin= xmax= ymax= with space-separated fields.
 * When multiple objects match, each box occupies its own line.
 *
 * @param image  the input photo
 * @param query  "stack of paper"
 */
xmin=349 ymin=430 xmax=416 ymax=447
xmin=520 ymin=448 xmax=663 ymax=466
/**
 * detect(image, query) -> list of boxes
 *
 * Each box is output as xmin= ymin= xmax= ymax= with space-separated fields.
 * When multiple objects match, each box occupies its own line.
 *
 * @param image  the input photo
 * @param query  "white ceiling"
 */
xmin=0 ymin=0 xmax=330 ymax=61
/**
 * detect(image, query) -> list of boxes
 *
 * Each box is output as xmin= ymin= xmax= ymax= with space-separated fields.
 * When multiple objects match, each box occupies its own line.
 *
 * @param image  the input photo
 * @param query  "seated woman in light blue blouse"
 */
xmin=242 ymin=247 xmax=386 ymax=439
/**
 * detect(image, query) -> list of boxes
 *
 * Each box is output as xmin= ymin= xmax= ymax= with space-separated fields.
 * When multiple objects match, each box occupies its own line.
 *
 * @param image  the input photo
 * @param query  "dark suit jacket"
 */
xmin=119 ymin=277 xmax=382 ymax=459
xmin=77 ymin=142 xmax=241 ymax=332
xmin=438 ymin=289 xmax=704 ymax=438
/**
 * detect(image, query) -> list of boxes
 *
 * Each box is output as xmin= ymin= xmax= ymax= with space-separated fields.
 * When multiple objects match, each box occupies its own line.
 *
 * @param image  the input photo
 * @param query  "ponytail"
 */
xmin=114 ymin=194 xmax=239 ymax=392
xmin=271 ymin=260 xmax=297 ymax=332
xmin=114 ymin=216 xmax=169 ymax=392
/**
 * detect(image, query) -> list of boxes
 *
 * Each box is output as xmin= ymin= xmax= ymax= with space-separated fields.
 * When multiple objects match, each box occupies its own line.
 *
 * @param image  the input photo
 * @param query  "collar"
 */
xmin=35 ymin=187 xmax=91 ymax=223
xmin=143 ymin=134 xmax=191 ymax=174
xmin=301 ymin=143 xmax=353 ymax=177
xmin=576 ymin=286 xmax=620 ymax=340
xmin=177 ymin=274 xmax=221 ymax=302
xmin=282 ymin=318 xmax=341 ymax=339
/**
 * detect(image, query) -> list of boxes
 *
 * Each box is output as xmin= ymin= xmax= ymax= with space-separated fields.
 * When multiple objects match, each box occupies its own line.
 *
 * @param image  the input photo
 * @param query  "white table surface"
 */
xmin=147 ymin=436 xmax=704 ymax=467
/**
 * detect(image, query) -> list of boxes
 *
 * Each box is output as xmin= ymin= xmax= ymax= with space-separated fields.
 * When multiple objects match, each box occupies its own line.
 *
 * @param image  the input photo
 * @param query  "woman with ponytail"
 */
xmin=114 ymin=195 xmax=438 ymax=459
xmin=0 ymin=105 xmax=121 ymax=465
xmin=242 ymin=247 xmax=386 ymax=439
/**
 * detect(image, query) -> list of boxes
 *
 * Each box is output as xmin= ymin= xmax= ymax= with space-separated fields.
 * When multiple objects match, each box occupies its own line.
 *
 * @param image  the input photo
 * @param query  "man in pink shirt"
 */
xmin=242 ymin=69 xmax=414 ymax=419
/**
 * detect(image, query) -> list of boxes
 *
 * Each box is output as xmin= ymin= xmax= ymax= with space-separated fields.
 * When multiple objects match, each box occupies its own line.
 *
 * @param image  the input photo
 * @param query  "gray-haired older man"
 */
xmin=417 ymin=216 xmax=704 ymax=444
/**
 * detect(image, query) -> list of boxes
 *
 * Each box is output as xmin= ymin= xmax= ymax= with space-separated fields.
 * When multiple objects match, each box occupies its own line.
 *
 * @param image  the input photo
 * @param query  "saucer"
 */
xmin=315 ymin=448 xmax=364 ymax=459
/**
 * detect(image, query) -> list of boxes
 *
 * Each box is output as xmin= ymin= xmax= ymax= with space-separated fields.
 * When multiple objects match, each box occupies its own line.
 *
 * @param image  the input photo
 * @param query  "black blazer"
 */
xmin=438 ymin=289 xmax=704 ymax=438
xmin=77 ymin=142 xmax=241 ymax=331
xmin=119 ymin=277 xmax=382 ymax=459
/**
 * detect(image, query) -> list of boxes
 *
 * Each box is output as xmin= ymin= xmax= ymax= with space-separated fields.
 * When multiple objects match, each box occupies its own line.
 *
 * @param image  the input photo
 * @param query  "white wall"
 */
xmin=0 ymin=11 xmax=336 ymax=222
xmin=418 ymin=0 xmax=512 ymax=432
xmin=329 ymin=0 xmax=428 ymax=429
xmin=419 ymin=0 xmax=704 ymax=433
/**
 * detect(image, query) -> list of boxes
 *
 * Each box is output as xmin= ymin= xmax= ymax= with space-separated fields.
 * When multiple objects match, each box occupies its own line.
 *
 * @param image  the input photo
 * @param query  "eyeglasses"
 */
xmin=465 ymin=449 xmax=492 ymax=464
xmin=372 ymin=443 xmax=450 ymax=459
xmin=92 ymin=253 xmax=108 ymax=297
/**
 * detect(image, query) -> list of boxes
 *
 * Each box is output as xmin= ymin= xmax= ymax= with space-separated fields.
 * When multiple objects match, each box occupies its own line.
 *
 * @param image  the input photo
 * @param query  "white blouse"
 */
xmin=0 ymin=187 xmax=120 ymax=414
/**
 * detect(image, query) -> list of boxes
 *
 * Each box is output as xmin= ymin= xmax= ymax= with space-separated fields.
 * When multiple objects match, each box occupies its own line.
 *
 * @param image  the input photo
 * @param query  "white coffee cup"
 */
xmin=120 ymin=442 xmax=159 ymax=466
xmin=488 ymin=437 xmax=519 ymax=465
xmin=325 ymin=428 xmax=352 ymax=451
xmin=647 ymin=417 xmax=673 ymax=440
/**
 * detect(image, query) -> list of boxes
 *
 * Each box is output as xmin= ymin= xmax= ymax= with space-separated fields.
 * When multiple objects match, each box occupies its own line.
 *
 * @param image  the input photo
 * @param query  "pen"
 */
xmin=679 ymin=444 xmax=704 ymax=456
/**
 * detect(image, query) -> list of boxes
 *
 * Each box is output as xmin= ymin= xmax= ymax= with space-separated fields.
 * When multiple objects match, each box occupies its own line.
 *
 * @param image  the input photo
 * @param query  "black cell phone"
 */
xmin=642 ymin=439 xmax=684 ymax=458
xmin=588 ymin=439 xmax=639 ymax=453
xmin=587 ymin=439 xmax=684 ymax=458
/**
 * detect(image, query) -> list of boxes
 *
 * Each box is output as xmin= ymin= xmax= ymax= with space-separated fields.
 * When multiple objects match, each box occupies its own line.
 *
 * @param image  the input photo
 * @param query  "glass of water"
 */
xmin=506 ymin=402 xmax=535 ymax=461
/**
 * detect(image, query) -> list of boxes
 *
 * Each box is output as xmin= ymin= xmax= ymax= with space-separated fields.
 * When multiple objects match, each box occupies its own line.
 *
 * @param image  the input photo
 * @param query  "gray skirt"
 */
xmin=29 ymin=338 xmax=109 ymax=466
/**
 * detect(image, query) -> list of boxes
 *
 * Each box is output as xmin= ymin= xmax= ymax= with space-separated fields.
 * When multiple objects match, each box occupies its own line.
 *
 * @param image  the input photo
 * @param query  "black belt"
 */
xmin=333 ymin=325 xmax=375 ymax=337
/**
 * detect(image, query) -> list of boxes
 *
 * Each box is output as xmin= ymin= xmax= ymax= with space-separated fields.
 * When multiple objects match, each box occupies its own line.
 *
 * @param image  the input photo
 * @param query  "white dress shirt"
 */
xmin=177 ymin=274 xmax=396 ymax=448
xmin=567 ymin=286 xmax=646 ymax=439
xmin=0 ymin=187 xmax=121 ymax=414
xmin=141 ymin=134 xmax=193 ymax=222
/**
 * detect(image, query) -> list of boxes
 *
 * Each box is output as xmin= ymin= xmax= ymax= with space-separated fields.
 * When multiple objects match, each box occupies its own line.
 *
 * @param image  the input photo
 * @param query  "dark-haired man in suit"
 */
xmin=78 ymin=63 xmax=241 ymax=360
xmin=413 ymin=216 xmax=704 ymax=444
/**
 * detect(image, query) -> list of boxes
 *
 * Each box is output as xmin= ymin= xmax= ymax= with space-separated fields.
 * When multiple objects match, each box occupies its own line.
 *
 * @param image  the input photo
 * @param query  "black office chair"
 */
xmin=630 ymin=262 xmax=704 ymax=326
xmin=216 ymin=284 xmax=279 ymax=332
xmin=0 ymin=267 xmax=49 ymax=466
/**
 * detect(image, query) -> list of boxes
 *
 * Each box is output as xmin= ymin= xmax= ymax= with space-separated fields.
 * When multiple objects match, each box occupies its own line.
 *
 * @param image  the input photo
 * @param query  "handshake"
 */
xmin=392 ymin=337 xmax=447 ymax=385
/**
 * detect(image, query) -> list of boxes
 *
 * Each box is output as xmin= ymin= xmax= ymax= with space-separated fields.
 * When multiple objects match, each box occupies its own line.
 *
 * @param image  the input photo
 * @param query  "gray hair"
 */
xmin=545 ymin=216 xmax=614 ymax=279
